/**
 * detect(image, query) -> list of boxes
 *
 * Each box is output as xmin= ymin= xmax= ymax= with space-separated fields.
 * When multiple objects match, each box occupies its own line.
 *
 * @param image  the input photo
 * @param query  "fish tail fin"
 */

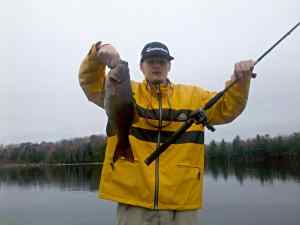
xmin=112 ymin=137 xmax=134 ymax=163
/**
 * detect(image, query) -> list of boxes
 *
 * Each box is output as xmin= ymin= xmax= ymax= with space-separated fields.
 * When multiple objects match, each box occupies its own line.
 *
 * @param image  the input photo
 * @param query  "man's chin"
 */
xmin=148 ymin=78 xmax=167 ymax=85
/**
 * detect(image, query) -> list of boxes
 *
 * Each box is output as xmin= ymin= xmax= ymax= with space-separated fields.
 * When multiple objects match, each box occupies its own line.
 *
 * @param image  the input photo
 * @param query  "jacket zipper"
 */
xmin=154 ymin=84 xmax=162 ymax=209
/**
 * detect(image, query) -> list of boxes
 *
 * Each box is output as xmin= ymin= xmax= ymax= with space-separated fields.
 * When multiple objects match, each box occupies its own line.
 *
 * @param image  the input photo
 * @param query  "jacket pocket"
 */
xmin=176 ymin=163 xmax=201 ymax=180
xmin=171 ymin=163 xmax=202 ymax=205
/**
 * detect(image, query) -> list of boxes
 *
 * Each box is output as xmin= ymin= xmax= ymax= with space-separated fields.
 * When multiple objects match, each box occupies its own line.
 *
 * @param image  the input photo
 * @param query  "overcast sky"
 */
xmin=1 ymin=0 xmax=299 ymax=145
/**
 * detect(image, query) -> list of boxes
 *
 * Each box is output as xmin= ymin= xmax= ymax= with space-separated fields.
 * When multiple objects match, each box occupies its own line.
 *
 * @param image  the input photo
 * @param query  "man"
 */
xmin=79 ymin=41 xmax=254 ymax=225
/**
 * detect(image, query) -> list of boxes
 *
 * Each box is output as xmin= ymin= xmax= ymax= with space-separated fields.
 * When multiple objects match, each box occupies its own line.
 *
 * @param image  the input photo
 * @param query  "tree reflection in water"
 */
xmin=1 ymin=162 xmax=300 ymax=190
xmin=206 ymin=160 xmax=300 ymax=185
xmin=0 ymin=165 xmax=102 ymax=191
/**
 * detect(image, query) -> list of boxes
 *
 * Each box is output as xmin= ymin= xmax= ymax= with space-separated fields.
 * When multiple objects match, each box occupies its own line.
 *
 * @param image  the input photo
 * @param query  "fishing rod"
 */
xmin=145 ymin=22 xmax=300 ymax=166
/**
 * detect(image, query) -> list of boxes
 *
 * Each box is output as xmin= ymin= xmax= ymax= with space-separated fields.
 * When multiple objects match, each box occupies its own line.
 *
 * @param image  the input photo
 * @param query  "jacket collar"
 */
xmin=142 ymin=79 xmax=173 ymax=97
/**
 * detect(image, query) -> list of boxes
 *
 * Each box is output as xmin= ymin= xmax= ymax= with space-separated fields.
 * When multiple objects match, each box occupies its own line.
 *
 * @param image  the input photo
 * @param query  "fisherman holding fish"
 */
xmin=79 ymin=41 xmax=254 ymax=225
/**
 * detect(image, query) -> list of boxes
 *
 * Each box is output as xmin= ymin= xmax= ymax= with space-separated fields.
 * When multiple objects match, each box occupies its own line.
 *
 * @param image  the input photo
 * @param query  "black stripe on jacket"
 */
xmin=135 ymin=104 xmax=193 ymax=122
xmin=130 ymin=127 xmax=204 ymax=144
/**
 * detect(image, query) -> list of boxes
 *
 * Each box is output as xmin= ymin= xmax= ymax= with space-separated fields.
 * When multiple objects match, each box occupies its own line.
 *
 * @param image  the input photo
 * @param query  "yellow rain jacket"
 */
xmin=79 ymin=44 xmax=251 ymax=210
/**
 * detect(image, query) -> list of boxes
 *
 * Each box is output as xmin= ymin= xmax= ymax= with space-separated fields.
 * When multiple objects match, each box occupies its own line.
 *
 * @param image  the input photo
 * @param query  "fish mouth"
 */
xmin=109 ymin=74 xmax=121 ymax=83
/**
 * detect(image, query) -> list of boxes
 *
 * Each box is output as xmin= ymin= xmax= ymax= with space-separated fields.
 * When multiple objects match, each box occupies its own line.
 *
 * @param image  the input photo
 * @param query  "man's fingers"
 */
xmin=234 ymin=60 xmax=255 ymax=75
xmin=232 ymin=59 xmax=257 ymax=82
xmin=235 ymin=60 xmax=254 ymax=72
xmin=96 ymin=44 xmax=120 ymax=68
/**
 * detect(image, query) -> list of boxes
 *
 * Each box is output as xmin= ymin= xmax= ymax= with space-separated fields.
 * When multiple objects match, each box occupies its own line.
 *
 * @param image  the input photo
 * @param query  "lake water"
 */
xmin=0 ymin=163 xmax=299 ymax=225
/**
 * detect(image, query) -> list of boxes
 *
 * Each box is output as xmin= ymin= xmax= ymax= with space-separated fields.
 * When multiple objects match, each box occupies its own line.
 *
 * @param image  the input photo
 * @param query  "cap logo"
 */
xmin=146 ymin=47 xmax=169 ymax=54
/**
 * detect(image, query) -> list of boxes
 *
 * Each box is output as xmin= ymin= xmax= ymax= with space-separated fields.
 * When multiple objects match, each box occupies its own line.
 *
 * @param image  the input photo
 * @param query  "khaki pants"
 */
xmin=116 ymin=203 xmax=200 ymax=225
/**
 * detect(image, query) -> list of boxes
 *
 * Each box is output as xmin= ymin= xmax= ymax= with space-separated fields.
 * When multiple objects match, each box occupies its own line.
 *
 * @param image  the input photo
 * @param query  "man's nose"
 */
xmin=152 ymin=62 xmax=161 ymax=68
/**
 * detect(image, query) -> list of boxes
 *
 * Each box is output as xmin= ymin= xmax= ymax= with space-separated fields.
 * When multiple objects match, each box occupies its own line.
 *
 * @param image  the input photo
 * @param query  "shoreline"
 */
xmin=0 ymin=162 xmax=103 ymax=169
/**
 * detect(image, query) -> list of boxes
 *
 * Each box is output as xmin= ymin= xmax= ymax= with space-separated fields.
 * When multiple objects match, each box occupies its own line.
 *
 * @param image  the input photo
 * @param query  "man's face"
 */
xmin=140 ymin=57 xmax=171 ymax=84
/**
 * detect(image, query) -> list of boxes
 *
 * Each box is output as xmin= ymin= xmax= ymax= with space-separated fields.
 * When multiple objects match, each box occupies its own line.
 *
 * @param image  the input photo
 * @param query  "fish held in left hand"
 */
xmin=104 ymin=60 xmax=135 ymax=164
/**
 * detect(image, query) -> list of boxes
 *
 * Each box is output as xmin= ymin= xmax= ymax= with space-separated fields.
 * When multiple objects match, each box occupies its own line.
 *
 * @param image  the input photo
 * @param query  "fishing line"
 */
xmin=145 ymin=22 xmax=300 ymax=166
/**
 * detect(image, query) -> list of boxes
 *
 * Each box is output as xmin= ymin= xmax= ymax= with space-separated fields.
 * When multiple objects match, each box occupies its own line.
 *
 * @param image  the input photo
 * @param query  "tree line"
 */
xmin=1 ymin=132 xmax=300 ymax=165
xmin=0 ymin=135 xmax=106 ymax=164
xmin=206 ymin=132 xmax=300 ymax=163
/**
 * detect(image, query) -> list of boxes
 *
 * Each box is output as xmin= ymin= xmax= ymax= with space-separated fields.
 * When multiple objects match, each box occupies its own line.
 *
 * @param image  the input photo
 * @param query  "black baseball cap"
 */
xmin=140 ymin=41 xmax=174 ymax=62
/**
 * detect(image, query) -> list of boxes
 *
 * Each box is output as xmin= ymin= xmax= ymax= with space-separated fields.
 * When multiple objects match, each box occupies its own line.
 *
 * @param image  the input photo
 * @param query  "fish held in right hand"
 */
xmin=104 ymin=60 xmax=135 ymax=165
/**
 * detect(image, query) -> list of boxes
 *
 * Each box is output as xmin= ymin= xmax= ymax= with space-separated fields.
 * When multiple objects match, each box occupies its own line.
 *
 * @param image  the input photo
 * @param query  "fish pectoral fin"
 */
xmin=106 ymin=119 xmax=117 ymax=136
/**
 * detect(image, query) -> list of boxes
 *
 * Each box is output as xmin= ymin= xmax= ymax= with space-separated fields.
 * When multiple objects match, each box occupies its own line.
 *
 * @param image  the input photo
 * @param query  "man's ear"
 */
xmin=140 ymin=63 xmax=144 ymax=73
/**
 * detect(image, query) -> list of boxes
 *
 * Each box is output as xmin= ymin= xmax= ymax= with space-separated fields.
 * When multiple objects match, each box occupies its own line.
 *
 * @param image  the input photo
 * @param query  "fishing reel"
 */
xmin=189 ymin=109 xmax=215 ymax=132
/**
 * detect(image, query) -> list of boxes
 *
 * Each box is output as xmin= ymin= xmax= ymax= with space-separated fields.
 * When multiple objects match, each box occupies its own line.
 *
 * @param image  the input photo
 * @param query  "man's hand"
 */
xmin=231 ymin=60 xmax=256 ymax=82
xmin=96 ymin=42 xmax=120 ymax=68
